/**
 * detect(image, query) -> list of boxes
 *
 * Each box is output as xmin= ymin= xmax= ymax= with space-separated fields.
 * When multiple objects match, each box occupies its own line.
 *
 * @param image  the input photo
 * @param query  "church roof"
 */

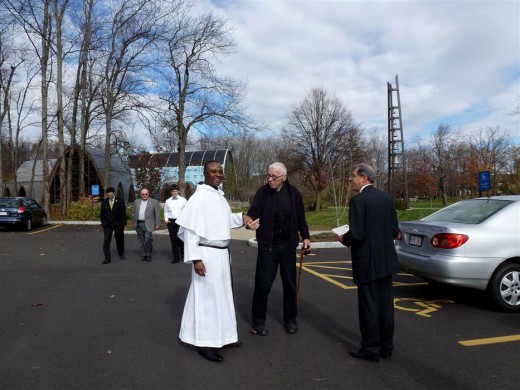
xmin=128 ymin=150 xmax=231 ymax=168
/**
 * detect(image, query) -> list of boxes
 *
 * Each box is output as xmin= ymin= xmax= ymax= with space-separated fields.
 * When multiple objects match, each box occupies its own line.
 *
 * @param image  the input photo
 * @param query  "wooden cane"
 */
xmin=296 ymin=248 xmax=305 ymax=305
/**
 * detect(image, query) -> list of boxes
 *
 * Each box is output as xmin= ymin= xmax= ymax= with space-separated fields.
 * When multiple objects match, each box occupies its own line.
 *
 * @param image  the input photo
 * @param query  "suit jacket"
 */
xmin=133 ymin=198 xmax=161 ymax=232
xmin=100 ymin=196 xmax=127 ymax=228
xmin=342 ymin=185 xmax=399 ymax=284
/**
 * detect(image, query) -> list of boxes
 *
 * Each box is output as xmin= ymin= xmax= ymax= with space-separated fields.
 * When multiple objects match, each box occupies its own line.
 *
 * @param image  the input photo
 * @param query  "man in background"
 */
xmin=164 ymin=184 xmax=187 ymax=263
xmin=132 ymin=188 xmax=161 ymax=262
xmin=100 ymin=186 xmax=127 ymax=264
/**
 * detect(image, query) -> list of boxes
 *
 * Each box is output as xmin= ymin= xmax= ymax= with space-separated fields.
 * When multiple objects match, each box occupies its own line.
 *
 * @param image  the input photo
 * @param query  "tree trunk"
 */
xmin=54 ymin=0 xmax=68 ymax=218
xmin=41 ymin=1 xmax=51 ymax=215
xmin=315 ymin=190 xmax=321 ymax=212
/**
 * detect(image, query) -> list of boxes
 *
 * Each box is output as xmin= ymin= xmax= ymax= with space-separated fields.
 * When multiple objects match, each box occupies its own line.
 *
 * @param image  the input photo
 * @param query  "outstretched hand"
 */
xmin=244 ymin=216 xmax=260 ymax=230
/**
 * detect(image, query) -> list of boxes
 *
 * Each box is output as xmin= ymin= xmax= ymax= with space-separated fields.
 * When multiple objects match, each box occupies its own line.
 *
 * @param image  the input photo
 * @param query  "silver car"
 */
xmin=396 ymin=195 xmax=520 ymax=312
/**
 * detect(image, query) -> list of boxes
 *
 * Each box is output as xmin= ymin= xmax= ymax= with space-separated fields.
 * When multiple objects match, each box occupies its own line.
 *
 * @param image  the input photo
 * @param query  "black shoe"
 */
xmin=349 ymin=348 xmax=380 ymax=363
xmin=250 ymin=326 xmax=268 ymax=336
xmin=120 ymin=254 xmax=125 ymax=260
xmin=380 ymin=348 xmax=393 ymax=359
xmin=146 ymin=256 xmax=152 ymax=262
xmin=102 ymin=258 xmax=111 ymax=264
xmin=284 ymin=321 xmax=298 ymax=334
xmin=172 ymin=258 xmax=180 ymax=264
xmin=223 ymin=341 xmax=242 ymax=348
xmin=198 ymin=347 xmax=223 ymax=362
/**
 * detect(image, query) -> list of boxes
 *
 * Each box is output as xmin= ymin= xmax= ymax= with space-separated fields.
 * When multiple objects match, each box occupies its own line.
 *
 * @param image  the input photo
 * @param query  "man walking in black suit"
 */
xmin=337 ymin=163 xmax=399 ymax=362
xmin=100 ymin=186 xmax=127 ymax=264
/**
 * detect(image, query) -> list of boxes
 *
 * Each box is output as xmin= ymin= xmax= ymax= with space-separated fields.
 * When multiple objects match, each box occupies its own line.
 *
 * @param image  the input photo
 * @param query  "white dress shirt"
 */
xmin=164 ymin=195 xmax=187 ymax=221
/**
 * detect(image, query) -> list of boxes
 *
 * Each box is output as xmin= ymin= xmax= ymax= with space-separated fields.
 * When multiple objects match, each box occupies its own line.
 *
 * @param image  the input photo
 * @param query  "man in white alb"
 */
xmin=176 ymin=160 xmax=259 ymax=362
xmin=164 ymin=184 xmax=187 ymax=263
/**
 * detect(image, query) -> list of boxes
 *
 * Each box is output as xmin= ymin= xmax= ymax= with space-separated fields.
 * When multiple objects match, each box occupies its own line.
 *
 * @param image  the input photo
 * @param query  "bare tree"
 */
xmin=160 ymin=6 xmax=252 ymax=195
xmin=97 ymin=0 xmax=178 ymax=190
xmin=429 ymin=124 xmax=460 ymax=206
xmin=364 ymin=129 xmax=388 ymax=189
xmin=52 ymin=0 xmax=70 ymax=217
xmin=284 ymin=87 xmax=361 ymax=211
xmin=4 ymin=0 xmax=53 ymax=215
xmin=471 ymin=126 xmax=513 ymax=195
xmin=0 ymin=24 xmax=20 ymax=196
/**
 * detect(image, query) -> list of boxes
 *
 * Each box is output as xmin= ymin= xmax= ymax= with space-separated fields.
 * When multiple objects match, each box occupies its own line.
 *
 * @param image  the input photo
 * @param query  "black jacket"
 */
xmin=342 ymin=185 xmax=399 ymax=284
xmin=247 ymin=180 xmax=310 ymax=250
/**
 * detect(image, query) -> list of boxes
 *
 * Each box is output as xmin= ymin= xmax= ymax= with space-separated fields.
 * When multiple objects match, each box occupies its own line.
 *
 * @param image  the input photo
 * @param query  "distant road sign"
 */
xmin=92 ymin=185 xmax=100 ymax=196
xmin=478 ymin=171 xmax=491 ymax=191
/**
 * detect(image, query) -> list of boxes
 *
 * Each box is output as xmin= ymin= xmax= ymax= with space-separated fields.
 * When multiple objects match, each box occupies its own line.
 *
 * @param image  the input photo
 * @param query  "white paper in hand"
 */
xmin=332 ymin=224 xmax=349 ymax=235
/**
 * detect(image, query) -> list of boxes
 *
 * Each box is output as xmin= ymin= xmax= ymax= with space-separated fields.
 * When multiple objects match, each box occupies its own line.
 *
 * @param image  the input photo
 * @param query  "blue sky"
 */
xmin=195 ymin=0 xmax=519 ymax=144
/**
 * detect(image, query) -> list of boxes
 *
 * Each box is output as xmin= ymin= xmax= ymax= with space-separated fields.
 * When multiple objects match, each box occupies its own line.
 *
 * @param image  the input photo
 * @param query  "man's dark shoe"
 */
xmin=379 ymin=348 xmax=393 ymax=359
xmin=284 ymin=321 xmax=298 ymax=334
xmin=198 ymin=347 xmax=223 ymax=362
xmin=102 ymin=258 xmax=111 ymax=264
xmin=349 ymin=348 xmax=380 ymax=363
xmin=120 ymin=254 xmax=125 ymax=260
xmin=146 ymin=256 xmax=152 ymax=262
xmin=223 ymin=341 xmax=242 ymax=348
xmin=250 ymin=326 xmax=268 ymax=336
xmin=172 ymin=258 xmax=180 ymax=264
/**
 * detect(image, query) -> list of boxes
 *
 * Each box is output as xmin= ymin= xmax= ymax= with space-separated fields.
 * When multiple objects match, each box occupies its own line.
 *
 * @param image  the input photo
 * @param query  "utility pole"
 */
xmin=387 ymin=74 xmax=409 ymax=209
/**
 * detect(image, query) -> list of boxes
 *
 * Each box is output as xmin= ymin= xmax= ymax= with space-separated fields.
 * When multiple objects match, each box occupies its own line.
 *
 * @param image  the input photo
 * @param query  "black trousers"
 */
xmin=103 ymin=224 xmax=125 ymax=259
xmin=252 ymin=242 xmax=297 ymax=327
xmin=167 ymin=219 xmax=184 ymax=261
xmin=357 ymin=275 xmax=394 ymax=353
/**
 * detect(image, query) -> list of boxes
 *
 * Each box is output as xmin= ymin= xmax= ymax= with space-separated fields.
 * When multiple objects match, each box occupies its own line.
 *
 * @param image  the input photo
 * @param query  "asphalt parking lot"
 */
xmin=0 ymin=224 xmax=518 ymax=389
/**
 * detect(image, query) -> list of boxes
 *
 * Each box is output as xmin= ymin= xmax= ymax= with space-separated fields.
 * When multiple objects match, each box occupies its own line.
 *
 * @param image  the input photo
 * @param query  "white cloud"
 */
xmin=197 ymin=0 xmax=520 ymax=142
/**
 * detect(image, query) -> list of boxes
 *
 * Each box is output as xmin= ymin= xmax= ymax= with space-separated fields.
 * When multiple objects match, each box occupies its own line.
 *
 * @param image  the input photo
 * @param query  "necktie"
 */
xmin=109 ymin=199 xmax=113 ymax=210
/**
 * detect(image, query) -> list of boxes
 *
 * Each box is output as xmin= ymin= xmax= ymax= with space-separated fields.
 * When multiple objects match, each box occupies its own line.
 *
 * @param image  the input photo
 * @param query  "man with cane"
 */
xmin=246 ymin=162 xmax=311 ymax=336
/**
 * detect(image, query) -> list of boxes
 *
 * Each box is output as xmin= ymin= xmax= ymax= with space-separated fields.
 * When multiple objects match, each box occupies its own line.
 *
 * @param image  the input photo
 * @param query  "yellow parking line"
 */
xmin=458 ymin=335 xmax=520 ymax=346
xmin=302 ymin=266 xmax=357 ymax=290
xmin=27 ymin=224 xmax=63 ymax=235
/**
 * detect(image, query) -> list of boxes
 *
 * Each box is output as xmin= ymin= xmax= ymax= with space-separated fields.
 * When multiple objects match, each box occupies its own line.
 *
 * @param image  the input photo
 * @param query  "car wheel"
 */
xmin=24 ymin=219 xmax=32 ymax=231
xmin=489 ymin=262 xmax=520 ymax=312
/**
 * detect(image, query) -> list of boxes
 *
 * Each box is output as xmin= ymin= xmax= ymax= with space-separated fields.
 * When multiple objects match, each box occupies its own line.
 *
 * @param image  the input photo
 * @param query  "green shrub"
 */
xmin=66 ymin=197 xmax=101 ymax=221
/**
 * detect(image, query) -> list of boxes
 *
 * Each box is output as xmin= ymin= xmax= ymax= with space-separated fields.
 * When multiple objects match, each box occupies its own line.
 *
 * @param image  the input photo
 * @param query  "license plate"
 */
xmin=0 ymin=211 xmax=7 ymax=216
xmin=409 ymin=234 xmax=423 ymax=247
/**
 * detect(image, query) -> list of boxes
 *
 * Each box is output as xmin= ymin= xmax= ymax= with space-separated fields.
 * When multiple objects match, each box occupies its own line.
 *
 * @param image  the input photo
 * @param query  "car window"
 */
xmin=0 ymin=199 xmax=20 ymax=208
xmin=423 ymin=199 xmax=514 ymax=224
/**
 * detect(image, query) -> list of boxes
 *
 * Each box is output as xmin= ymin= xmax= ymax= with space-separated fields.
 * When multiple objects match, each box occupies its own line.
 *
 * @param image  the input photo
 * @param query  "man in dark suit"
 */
xmin=338 ymin=163 xmax=399 ymax=363
xmin=132 ymin=188 xmax=161 ymax=262
xmin=100 ymin=186 xmax=127 ymax=264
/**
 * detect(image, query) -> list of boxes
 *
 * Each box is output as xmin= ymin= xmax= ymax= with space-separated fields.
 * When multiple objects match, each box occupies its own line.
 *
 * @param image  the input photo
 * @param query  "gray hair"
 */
xmin=353 ymin=163 xmax=376 ymax=183
xmin=268 ymin=162 xmax=287 ymax=175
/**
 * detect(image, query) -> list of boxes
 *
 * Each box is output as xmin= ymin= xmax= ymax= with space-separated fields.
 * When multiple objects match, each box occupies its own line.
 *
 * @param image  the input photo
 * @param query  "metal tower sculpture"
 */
xmin=387 ymin=74 xmax=409 ymax=208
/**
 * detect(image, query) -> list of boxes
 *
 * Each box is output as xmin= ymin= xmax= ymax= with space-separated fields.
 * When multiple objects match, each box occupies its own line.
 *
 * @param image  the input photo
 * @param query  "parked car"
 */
xmin=0 ymin=197 xmax=48 ymax=231
xmin=396 ymin=195 xmax=520 ymax=312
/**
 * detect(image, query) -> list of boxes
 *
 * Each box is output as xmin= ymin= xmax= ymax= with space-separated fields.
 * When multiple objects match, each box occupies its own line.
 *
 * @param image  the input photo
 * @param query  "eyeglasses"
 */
xmin=266 ymin=174 xmax=284 ymax=181
xmin=141 ymin=193 xmax=149 ymax=196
